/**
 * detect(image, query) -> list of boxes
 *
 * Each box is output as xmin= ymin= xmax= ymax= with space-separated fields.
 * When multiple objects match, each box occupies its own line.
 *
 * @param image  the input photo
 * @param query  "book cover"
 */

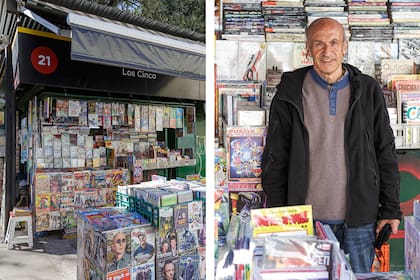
xmin=381 ymin=59 xmax=415 ymax=86
xmin=131 ymin=226 xmax=156 ymax=265
xmin=251 ymin=205 xmax=314 ymax=237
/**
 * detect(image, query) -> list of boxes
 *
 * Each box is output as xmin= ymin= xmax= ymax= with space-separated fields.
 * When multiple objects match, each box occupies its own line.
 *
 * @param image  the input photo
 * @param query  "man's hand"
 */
xmin=377 ymin=219 xmax=400 ymax=235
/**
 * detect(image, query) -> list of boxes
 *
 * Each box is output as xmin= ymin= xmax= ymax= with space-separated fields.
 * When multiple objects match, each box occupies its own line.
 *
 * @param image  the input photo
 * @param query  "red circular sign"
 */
xmin=30 ymin=46 xmax=58 ymax=74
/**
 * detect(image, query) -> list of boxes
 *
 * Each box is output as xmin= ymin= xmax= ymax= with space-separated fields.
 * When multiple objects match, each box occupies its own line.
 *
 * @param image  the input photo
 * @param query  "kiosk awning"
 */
xmin=67 ymin=12 xmax=205 ymax=80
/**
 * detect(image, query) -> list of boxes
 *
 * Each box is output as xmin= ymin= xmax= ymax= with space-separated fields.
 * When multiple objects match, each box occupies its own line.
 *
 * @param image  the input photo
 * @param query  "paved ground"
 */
xmin=0 ymin=230 xmax=77 ymax=280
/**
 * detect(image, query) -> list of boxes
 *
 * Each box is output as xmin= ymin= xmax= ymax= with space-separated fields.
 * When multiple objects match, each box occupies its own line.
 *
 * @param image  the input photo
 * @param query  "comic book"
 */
xmin=35 ymin=212 xmax=49 ymax=232
xmin=61 ymin=210 xmax=77 ymax=230
xmin=55 ymin=99 xmax=69 ymax=117
xmin=225 ymin=126 xmax=266 ymax=182
xmin=179 ymin=254 xmax=200 ymax=280
xmin=251 ymin=205 xmax=314 ymax=238
xmin=61 ymin=172 xmax=75 ymax=192
xmin=131 ymin=226 xmax=156 ymax=265
xmin=74 ymin=170 xmax=92 ymax=191
xmin=48 ymin=211 xmax=61 ymax=231
xmin=132 ymin=262 xmax=155 ymax=280
xmin=35 ymin=173 xmax=50 ymax=193
xmin=35 ymin=193 xmax=50 ymax=213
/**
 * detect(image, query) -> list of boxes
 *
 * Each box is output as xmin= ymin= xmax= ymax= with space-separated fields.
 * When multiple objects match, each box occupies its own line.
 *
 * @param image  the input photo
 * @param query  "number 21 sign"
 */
xmin=30 ymin=46 xmax=58 ymax=74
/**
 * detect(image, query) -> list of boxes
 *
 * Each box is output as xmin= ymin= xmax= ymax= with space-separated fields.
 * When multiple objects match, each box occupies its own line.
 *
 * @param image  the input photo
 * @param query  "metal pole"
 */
xmin=4 ymin=42 xmax=16 ymax=234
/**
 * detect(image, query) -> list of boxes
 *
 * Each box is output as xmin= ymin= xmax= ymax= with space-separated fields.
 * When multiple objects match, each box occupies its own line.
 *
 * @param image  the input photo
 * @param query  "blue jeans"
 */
xmin=329 ymin=223 xmax=376 ymax=273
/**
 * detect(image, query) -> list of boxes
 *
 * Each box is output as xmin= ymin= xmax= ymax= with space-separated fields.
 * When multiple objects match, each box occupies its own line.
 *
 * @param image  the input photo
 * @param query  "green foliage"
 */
xmin=89 ymin=0 xmax=205 ymax=34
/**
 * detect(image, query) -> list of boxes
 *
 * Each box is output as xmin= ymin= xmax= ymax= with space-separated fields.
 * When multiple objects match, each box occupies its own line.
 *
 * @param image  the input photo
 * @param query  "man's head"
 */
xmin=138 ymin=233 xmax=146 ymax=247
xmin=170 ymin=236 xmax=176 ymax=249
xmin=111 ymin=232 xmax=127 ymax=259
xmin=306 ymin=17 xmax=348 ymax=83
xmin=187 ymin=257 xmax=192 ymax=265
xmin=161 ymin=241 xmax=169 ymax=253
xmin=163 ymin=260 xmax=175 ymax=280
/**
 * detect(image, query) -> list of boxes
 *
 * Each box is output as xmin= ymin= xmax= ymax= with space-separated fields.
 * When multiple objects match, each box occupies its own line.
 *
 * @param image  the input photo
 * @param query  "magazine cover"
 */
xmin=188 ymin=201 xmax=203 ymax=231
xmin=251 ymin=205 xmax=314 ymax=237
xmin=157 ymin=207 xmax=175 ymax=259
xmin=177 ymin=228 xmax=198 ymax=254
xmin=174 ymin=204 xmax=189 ymax=230
xmin=131 ymin=226 xmax=156 ymax=265
xmin=106 ymin=229 xmax=131 ymax=273
xmin=226 ymin=126 xmax=266 ymax=182
xmin=48 ymin=211 xmax=61 ymax=230
xmin=179 ymin=254 xmax=200 ymax=280
xmin=197 ymin=247 xmax=206 ymax=280
xmin=156 ymin=256 xmax=179 ymax=280
xmin=131 ymin=262 xmax=155 ymax=280
xmin=107 ymin=267 xmax=130 ymax=280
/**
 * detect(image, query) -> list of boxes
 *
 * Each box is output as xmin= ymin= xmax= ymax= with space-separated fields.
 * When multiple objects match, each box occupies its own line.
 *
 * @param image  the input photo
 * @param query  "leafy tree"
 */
xmin=90 ymin=0 xmax=204 ymax=34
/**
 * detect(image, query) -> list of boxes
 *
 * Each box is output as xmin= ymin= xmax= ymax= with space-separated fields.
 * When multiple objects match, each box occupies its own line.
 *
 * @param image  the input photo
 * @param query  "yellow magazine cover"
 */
xmin=251 ymin=205 xmax=314 ymax=238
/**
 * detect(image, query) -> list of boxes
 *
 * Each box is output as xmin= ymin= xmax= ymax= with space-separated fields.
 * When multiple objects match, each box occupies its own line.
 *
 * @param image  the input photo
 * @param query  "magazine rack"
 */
xmin=5 ymin=212 xmax=33 ymax=249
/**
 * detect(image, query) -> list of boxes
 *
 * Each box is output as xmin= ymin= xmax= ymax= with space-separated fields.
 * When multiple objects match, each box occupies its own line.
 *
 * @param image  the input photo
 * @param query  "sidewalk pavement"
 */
xmin=0 ymin=230 xmax=77 ymax=280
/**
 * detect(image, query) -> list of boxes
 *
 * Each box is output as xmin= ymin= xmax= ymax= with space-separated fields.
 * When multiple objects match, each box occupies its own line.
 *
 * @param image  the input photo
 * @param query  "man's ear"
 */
xmin=305 ymin=43 xmax=312 ymax=58
xmin=343 ymin=40 xmax=348 ymax=56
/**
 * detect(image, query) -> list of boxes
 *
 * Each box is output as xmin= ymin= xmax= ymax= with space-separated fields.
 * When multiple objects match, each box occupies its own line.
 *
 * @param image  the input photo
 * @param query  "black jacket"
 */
xmin=261 ymin=64 xmax=402 ymax=227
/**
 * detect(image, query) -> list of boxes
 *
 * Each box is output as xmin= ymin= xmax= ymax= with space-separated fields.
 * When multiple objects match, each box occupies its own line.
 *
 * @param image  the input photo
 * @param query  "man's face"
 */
xmin=111 ymin=232 xmax=127 ymax=257
xmin=307 ymin=19 xmax=347 ymax=83
xmin=164 ymin=263 xmax=175 ymax=280
xmin=162 ymin=242 xmax=169 ymax=253
xmin=139 ymin=235 xmax=146 ymax=247
xmin=170 ymin=238 xmax=176 ymax=249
